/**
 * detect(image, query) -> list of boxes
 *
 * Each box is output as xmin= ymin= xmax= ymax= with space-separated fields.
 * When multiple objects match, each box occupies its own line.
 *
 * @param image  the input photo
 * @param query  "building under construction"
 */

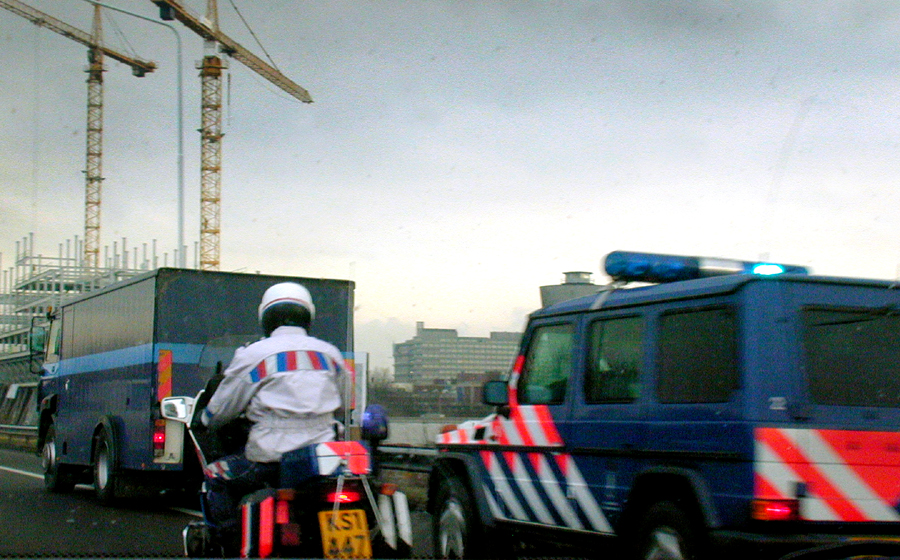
xmin=0 ymin=233 xmax=188 ymax=384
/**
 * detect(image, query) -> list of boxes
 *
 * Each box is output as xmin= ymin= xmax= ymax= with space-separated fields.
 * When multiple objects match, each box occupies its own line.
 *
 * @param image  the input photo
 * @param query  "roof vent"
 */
xmin=540 ymin=272 xmax=599 ymax=307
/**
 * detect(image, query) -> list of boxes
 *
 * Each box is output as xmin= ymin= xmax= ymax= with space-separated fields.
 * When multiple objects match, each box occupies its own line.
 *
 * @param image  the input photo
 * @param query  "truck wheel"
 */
xmin=42 ymin=425 xmax=75 ymax=493
xmin=433 ymin=476 xmax=481 ymax=559
xmin=93 ymin=429 xmax=118 ymax=504
xmin=635 ymin=501 xmax=700 ymax=560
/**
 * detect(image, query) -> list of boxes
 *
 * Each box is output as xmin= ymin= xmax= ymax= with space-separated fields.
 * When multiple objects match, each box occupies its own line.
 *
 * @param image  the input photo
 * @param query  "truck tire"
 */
xmin=42 ymin=424 xmax=75 ymax=493
xmin=92 ymin=428 xmax=118 ymax=504
xmin=634 ymin=501 xmax=701 ymax=560
xmin=433 ymin=476 xmax=485 ymax=559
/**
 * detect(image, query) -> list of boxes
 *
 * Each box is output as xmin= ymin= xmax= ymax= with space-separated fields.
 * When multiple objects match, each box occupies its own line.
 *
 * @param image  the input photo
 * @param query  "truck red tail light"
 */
xmin=153 ymin=419 xmax=166 ymax=457
xmin=752 ymin=498 xmax=800 ymax=521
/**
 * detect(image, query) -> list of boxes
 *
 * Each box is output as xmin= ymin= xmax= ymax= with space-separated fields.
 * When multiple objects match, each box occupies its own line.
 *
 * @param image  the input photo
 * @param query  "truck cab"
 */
xmin=429 ymin=251 xmax=900 ymax=559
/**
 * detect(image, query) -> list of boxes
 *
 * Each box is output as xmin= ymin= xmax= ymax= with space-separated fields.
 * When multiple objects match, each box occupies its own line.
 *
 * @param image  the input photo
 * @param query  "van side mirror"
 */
xmin=483 ymin=380 xmax=509 ymax=406
xmin=161 ymin=396 xmax=194 ymax=422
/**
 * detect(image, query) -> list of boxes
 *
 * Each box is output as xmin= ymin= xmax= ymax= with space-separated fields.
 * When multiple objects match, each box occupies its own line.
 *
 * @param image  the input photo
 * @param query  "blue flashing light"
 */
xmin=605 ymin=251 xmax=699 ymax=283
xmin=604 ymin=251 xmax=809 ymax=284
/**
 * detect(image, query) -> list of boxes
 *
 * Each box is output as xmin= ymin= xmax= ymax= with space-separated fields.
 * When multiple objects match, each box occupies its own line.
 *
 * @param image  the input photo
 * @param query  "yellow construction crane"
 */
xmin=0 ymin=0 xmax=157 ymax=269
xmin=151 ymin=0 xmax=312 ymax=271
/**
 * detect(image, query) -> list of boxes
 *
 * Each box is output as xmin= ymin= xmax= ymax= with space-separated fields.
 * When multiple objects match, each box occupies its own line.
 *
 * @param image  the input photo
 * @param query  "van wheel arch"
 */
xmin=619 ymin=470 xmax=716 ymax=542
xmin=37 ymin=412 xmax=54 ymax=452
xmin=36 ymin=395 xmax=59 ymax=451
xmin=428 ymin=455 xmax=486 ymax=518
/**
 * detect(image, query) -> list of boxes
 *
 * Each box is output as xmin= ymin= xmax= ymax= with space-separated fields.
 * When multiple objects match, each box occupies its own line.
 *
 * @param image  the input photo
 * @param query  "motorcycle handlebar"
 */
xmin=190 ymin=363 xmax=226 ymax=429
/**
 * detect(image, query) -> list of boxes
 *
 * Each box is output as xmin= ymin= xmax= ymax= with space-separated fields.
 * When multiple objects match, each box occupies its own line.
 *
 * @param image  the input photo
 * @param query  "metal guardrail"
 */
xmin=376 ymin=444 xmax=437 ymax=473
xmin=0 ymin=424 xmax=37 ymax=432
xmin=0 ymin=424 xmax=37 ymax=452
xmin=0 ymin=392 xmax=449 ymax=472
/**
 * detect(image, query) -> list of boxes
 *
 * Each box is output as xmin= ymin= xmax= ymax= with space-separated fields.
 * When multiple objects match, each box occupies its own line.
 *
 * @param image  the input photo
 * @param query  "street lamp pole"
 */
xmin=83 ymin=0 xmax=186 ymax=267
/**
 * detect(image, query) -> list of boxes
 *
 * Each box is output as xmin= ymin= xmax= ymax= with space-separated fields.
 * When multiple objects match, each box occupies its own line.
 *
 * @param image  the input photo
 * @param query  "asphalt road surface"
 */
xmin=0 ymin=448 xmax=433 ymax=558
xmin=0 ymin=448 xmax=196 ymax=557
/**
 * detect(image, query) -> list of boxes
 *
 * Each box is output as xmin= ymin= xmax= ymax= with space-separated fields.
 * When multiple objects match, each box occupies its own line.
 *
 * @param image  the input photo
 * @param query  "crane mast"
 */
xmin=85 ymin=6 xmax=103 ymax=271
xmin=199 ymin=0 xmax=224 ymax=272
xmin=153 ymin=0 xmax=312 ymax=271
xmin=0 ymin=0 xmax=156 ymax=269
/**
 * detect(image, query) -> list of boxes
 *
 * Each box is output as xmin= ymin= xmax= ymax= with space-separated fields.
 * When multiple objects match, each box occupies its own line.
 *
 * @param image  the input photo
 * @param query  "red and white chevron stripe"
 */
xmin=439 ymin=404 xmax=612 ymax=534
xmin=755 ymin=427 xmax=900 ymax=522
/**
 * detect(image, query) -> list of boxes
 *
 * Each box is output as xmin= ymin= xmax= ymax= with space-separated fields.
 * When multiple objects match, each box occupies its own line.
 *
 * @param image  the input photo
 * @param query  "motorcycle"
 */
xmin=161 ymin=385 xmax=412 ymax=559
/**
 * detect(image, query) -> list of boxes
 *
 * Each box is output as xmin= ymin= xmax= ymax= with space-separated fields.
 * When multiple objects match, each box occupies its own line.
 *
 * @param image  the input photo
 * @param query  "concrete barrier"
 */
xmin=385 ymin=416 xmax=472 ymax=447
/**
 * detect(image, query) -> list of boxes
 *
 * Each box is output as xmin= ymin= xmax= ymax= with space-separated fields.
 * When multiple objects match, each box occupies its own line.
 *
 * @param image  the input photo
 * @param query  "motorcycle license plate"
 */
xmin=318 ymin=509 xmax=372 ymax=559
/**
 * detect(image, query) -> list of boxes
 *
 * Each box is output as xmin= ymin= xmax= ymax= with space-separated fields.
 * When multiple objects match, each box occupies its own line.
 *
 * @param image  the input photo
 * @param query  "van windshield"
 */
xmin=802 ymin=307 xmax=900 ymax=407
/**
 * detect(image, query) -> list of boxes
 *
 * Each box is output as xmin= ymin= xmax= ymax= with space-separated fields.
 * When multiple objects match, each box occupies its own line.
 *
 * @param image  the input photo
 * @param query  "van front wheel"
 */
xmin=433 ymin=476 xmax=480 ymax=559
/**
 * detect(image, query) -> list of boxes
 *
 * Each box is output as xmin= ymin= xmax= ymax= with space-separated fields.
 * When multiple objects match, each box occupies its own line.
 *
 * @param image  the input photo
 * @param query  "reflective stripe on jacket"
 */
xmin=202 ymin=325 xmax=347 ymax=463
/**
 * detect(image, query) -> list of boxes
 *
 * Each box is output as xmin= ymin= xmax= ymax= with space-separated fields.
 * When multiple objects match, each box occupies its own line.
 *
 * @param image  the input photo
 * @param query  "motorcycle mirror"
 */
xmin=161 ymin=396 xmax=194 ymax=422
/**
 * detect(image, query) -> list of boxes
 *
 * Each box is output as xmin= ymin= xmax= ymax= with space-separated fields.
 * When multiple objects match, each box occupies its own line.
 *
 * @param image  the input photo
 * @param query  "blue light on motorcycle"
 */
xmin=604 ymin=251 xmax=809 ymax=284
xmin=361 ymin=404 xmax=389 ymax=441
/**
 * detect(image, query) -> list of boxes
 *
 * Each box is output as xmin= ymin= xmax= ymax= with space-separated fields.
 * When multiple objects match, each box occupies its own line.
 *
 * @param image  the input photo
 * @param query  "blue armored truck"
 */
xmin=35 ymin=268 xmax=353 ymax=502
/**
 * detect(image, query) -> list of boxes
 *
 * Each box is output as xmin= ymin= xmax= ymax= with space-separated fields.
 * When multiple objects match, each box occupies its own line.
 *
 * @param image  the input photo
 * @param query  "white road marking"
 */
xmin=0 ymin=464 xmax=203 ymax=517
xmin=169 ymin=507 xmax=203 ymax=518
xmin=0 ymin=465 xmax=41 ymax=480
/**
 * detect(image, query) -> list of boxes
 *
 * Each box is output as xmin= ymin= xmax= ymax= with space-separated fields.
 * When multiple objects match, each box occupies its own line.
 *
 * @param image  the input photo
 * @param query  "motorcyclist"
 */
xmin=197 ymin=282 xmax=348 ymax=554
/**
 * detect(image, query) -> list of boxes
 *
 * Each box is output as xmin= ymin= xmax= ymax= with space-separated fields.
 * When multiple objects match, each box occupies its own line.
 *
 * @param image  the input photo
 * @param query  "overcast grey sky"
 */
xmin=3 ymin=1 xmax=900 ymax=371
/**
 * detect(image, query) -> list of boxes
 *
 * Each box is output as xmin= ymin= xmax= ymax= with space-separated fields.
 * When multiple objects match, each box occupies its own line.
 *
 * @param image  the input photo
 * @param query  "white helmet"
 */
xmin=258 ymin=282 xmax=316 ymax=335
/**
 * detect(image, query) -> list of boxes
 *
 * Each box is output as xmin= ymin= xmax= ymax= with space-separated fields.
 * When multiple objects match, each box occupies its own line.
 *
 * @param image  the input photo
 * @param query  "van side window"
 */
xmin=586 ymin=316 xmax=642 ymax=403
xmin=803 ymin=306 xmax=900 ymax=407
xmin=44 ymin=320 xmax=63 ymax=365
xmin=657 ymin=306 xmax=738 ymax=403
xmin=518 ymin=323 xmax=574 ymax=405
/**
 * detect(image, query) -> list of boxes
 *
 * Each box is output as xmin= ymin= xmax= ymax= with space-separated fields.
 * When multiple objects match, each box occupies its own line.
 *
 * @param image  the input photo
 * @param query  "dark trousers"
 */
xmin=203 ymin=453 xmax=280 ymax=551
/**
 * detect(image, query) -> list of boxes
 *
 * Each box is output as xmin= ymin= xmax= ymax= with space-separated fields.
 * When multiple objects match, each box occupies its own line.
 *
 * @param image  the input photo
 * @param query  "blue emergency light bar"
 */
xmin=604 ymin=251 xmax=809 ymax=284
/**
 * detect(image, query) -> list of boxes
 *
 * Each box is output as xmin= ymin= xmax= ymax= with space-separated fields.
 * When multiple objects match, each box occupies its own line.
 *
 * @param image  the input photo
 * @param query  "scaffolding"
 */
xmin=0 ymin=233 xmax=193 ymax=357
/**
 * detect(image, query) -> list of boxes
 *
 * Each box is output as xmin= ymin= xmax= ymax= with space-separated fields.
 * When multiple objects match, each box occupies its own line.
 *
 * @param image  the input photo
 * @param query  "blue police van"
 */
xmin=429 ymin=251 xmax=900 ymax=559
xmin=35 ymin=268 xmax=354 ymax=503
